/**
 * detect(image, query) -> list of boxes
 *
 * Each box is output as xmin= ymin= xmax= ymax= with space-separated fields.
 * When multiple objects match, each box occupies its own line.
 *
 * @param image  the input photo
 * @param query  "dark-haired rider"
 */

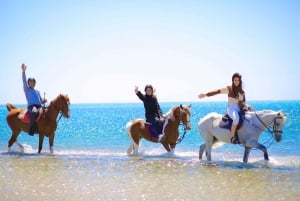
xmin=198 ymin=73 xmax=253 ymax=144
xmin=135 ymin=84 xmax=167 ymax=142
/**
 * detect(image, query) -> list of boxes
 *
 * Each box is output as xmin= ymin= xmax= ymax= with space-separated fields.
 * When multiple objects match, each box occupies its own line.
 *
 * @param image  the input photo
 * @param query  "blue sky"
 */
xmin=1 ymin=0 xmax=299 ymax=104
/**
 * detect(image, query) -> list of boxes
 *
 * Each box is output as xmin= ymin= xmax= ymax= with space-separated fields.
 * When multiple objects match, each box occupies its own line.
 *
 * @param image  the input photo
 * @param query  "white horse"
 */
xmin=198 ymin=110 xmax=287 ymax=163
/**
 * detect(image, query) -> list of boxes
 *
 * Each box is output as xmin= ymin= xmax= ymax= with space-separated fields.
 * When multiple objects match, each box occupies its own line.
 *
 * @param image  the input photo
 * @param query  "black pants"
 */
xmin=147 ymin=117 xmax=163 ymax=134
xmin=28 ymin=104 xmax=42 ymax=133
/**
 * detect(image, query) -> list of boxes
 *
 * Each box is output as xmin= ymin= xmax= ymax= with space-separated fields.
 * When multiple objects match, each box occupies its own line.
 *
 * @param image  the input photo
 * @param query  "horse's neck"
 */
xmin=167 ymin=114 xmax=180 ymax=127
xmin=45 ymin=104 xmax=60 ymax=121
xmin=249 ymin=111 xmax=275 ymax=128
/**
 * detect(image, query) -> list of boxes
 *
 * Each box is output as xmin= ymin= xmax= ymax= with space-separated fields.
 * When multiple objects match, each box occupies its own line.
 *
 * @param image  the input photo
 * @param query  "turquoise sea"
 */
xmin=0 ymin=101 xmax=299 ymax=201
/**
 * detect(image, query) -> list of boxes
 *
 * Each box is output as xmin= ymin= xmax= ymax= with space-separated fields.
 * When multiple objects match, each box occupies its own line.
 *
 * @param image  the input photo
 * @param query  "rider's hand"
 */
xmin=21 ymin=63 xmax=27 ymax=72
xmin=198 ymin=93 xmax=206 ymax=99
xmin=134 ymin=86 xmax=139 ymax=94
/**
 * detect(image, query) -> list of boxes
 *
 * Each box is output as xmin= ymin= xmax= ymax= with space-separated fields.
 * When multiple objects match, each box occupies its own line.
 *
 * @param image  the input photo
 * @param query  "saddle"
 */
xmin=219 ymin=111 xmax=245 ymax=130
xmin=18 ymin=108 xmax=44 ymax=124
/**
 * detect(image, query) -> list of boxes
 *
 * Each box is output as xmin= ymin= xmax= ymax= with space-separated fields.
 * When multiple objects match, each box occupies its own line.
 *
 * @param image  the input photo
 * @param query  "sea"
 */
xmin=0 ymin=101 xmax=299 ymax=201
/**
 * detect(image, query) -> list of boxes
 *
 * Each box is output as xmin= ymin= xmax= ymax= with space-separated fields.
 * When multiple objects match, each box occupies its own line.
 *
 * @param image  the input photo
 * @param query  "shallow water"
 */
xmin=1 ymin=149 xmax=299 ymax=201
xmin=1 ymin=101 xmax=300 ymax=201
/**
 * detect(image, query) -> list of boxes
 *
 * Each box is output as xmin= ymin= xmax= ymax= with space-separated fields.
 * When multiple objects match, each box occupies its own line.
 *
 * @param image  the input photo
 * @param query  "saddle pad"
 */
xmin=145 ymin=124 xmax=158 ymax=138
xmin=18 ymin=110 xmax=42 ymax=124
xmin=219 ymin=113 xmax=244 ymax=130
xmin=219 ymin=114 xmax=232 ymax=130
xmin=145 ymin=121 xmax=164 ymax=138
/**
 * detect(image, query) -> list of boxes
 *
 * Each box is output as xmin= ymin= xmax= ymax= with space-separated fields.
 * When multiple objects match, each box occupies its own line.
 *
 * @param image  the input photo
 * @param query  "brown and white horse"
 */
xmin=126 ymin=105 xmax=191 ymax=156
xmin=6 ymin=94 xmax=70 ymax=153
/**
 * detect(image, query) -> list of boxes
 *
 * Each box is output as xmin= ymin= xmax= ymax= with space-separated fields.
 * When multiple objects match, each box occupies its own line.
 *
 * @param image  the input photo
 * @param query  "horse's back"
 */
xmin=6 ymin=103 xmax=24 ymax=119
xmin=198 ymin=112 xmax=221 ymax=127
xmin=198 ymin=112 xmax=223 ymax=135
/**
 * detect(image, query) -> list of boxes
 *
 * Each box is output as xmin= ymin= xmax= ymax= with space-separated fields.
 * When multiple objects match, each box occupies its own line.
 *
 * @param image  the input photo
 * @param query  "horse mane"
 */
xmin=247 ymin=110 xmax=287 ymax=121
xmin=254 ymin=110 xmax=284 ymax=116
xmin=49 ymin=94 xmax=69 ymax=106
xmin=164 ymin=109 xmax=173 ymax=118
xmin=163 ymin=105 xmax=180 ymax=119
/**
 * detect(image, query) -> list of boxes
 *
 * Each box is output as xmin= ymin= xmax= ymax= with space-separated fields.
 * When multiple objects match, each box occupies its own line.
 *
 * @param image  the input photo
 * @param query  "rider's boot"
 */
xmin=230 ymin=124 xmax=239 ymax=144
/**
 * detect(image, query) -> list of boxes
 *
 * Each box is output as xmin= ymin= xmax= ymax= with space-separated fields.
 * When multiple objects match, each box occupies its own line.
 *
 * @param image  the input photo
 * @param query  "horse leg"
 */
xmin=243 ymin=147 xmax=251 ymax=163
xmin=8 ymin=130 xmax=20 ymax=152
xmin=257 ymin=144 xmax=269 ymax=161
xmin=48 ymin=133 xmax=55 ymax=153
xmin=199 ymin=144 xmax=206 ymax=160
xmin=247 ymin=140 xmax=269 ymax=161
xmin=127 ymin=140 xmax=139 ymax=156
xmin=15 ymin=141 xmax=25 ymax=153
xmin=205 ymin=144 xmax=212 ymax=161
xmin=38 ymin=134 xmax=45 ymax=153
xmin=127 ymin=142 xmax=134 ymax=155
xmin=169 ymin=143 xmax=176 ymax=154
xmin=162 ymin=143 xmax=171 ymax=152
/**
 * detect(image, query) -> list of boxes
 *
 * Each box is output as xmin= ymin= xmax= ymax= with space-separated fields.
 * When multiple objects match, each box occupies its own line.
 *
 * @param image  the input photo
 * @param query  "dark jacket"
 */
xmin=136 ymin=91 xmax=163 ymax=123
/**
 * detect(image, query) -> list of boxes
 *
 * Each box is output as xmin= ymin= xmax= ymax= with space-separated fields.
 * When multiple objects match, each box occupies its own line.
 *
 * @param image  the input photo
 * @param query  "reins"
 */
xmin=174 ymin=106 xmax=191 ymax=144
xmin=254 ymin=113 xmax=274 ymax=134
xmin=52 ymin=95 xmax=68 ymax=123
xmin=254 ymin=112 xmax=282 ymax=148
xmin=57 ymin=112 xmax=63 ymax=122
xmin=176 ymin=122 xmax=189 ymax=144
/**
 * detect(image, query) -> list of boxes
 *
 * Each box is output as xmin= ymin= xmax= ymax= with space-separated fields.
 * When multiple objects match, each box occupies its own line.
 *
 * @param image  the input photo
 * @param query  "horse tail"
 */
xmin=6 ymin=103 xmax=16 ymax=112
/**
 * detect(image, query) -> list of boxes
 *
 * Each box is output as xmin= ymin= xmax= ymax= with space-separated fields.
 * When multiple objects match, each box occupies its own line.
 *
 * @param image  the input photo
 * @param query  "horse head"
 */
xmin=52 ymin=94 xmax=70 ymax=118
xmin=272 ymin=112 xmax=287 ymax=142
xmin=172 ymin=104 xmax=192 ymax=130
xmin=254 ymin=110 xmax=287 ymax=142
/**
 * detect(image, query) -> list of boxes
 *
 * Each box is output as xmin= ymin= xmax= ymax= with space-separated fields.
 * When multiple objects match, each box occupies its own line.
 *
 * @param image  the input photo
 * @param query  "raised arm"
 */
xmin=198 ymin=87 xmax=229 ymax=99
xmin=135 ymin=86 xmax=145 ymax=101
xmin=21 ymin=63 xmax=28 ymax=92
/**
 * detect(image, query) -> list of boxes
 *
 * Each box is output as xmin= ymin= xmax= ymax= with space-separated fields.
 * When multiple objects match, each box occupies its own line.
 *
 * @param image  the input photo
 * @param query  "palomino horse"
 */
xmin=126 ymin=105 xmax=192 ymax=155
xmin=6 ymin=94 xmax=70 ymax=153
xmin=198 ymin=110 xmax=287 ymax=163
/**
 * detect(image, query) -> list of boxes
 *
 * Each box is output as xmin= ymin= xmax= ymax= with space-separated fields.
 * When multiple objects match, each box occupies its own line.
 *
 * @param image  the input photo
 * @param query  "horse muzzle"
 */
xmin=185 ymin=122 xmax=192 ymax=130
xmin=274 ymin=132 xmax=282 ymax=142
xmin=64 ymin=112 xmax=70 ymax=118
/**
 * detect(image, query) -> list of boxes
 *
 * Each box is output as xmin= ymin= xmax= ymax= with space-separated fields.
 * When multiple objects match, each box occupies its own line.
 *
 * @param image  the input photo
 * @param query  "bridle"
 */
xmin=55 ymin=96 xmax=70 ymax=122
xmin=176 ymin=107 xmax=191 ymax=144
xmin=255 ymin=112 xmax=283 ymax=135
xmin=250 ymin=112 xmax=284 ymax=148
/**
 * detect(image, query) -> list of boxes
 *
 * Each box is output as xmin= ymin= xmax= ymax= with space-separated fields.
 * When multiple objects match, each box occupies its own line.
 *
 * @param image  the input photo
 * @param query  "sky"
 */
xmin=0 ymin=0 xmax=299 ymax=104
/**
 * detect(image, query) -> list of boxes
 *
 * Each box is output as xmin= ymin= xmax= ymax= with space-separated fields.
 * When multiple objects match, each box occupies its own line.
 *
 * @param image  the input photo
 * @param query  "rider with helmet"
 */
xmin=21 ymin=63 xmax=47 ymax=136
